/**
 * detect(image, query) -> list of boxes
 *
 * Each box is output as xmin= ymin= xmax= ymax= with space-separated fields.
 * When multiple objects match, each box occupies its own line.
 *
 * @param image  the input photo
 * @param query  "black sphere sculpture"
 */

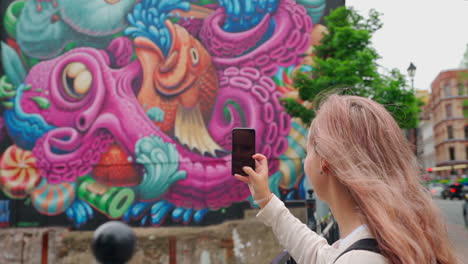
xmin=91 ymin=221 xmax=136 ymax=264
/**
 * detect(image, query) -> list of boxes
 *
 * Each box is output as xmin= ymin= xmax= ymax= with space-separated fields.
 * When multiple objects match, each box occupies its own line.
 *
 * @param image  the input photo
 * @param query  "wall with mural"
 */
xmin=0 ymin=0 xmax=342 ymax=229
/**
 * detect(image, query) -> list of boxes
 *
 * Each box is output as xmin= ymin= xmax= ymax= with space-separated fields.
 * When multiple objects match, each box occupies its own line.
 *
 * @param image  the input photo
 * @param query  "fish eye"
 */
xmin=190 ymin=48 xmax=199 ymax=66
xmin=61 ymin=62 xmax=93 ymax=99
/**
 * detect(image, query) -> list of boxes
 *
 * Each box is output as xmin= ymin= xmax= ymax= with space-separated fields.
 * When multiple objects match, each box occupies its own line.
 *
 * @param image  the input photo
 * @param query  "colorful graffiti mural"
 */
xmin=0 ymin=0 xmax=340 ymax=229
xmin=0 ymin=200 xmax=10 ymax=227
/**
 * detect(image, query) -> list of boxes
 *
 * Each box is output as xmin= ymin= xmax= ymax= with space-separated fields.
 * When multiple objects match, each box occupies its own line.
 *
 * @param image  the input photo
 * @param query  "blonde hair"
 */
xmin=309 ymin=94 xmax=458 ymax=264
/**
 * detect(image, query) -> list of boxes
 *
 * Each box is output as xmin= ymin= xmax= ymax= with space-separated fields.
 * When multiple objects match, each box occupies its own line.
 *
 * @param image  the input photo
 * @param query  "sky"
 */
xmin=346 ymin=0 xmax=468 ymax=91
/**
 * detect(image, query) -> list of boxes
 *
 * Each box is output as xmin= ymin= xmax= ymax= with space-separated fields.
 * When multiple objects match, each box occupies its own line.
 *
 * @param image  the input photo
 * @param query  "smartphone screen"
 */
xmin=232 ymin=128 xmax=256 ymax=176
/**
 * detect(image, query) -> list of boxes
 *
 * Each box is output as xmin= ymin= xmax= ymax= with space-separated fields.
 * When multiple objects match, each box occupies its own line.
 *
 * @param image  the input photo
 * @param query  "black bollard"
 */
xmin=91 ymin=221 xmax=136 ymax=264
xmin=306 ymin=189 xmax=316 ymax=232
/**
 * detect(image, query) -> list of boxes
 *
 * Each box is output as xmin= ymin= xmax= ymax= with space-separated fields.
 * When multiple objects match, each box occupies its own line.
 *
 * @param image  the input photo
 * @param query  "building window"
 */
xmin=447 ymin=126 xmax=454 ymax=139
xmin=459 ymin=83 xmax=465 ymax=95
xmin=465 ymin=126 xmax=468 ymax=139
xmin=444 ymin=83 xmax=451 ymax=97
xmin=449 ymin=147 xmax=455 ymax=160
xmin=445 ymin=104 xmax=452 ymax=118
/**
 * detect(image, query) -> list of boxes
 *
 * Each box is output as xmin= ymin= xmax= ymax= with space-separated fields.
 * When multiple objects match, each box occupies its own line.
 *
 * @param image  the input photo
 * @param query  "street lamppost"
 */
xmin=407 ymin=62 xmax=416 ymax=90
xmin=406 ymin=62 xmax=417 ymax=156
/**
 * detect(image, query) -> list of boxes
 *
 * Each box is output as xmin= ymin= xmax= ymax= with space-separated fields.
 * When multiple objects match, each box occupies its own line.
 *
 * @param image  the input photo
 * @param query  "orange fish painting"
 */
xmin=134 ymin=20 xmax=222 ymax=156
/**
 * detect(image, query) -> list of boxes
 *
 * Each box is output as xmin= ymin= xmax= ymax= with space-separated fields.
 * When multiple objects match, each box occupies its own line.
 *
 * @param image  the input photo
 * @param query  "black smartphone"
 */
xmin=232 ymin=128 xmax=256 ymax=176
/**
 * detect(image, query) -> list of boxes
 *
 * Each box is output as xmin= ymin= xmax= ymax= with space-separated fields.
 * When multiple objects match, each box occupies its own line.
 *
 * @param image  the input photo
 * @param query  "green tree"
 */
xmin=283 ymin=6 xmax=421 ymax=129
xmin=463 ymin=100 xmax=468 ymax=118
xmin=459 ymin=44 xmax=468 ymax=69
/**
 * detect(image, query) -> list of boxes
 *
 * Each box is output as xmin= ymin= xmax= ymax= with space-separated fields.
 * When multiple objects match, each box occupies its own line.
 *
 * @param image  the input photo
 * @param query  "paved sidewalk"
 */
xmin=446 ymin=222 xmax=468 ymax=263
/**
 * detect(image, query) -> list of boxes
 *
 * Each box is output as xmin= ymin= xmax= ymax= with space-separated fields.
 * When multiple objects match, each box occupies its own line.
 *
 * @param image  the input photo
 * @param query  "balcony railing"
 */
xmin=435 ymin=138 xmax=468 ymax=148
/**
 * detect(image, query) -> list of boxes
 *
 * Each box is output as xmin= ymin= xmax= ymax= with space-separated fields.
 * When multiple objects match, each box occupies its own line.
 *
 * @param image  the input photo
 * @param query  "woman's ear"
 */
xmin=321 ymin=160 xmax=329 ymax=174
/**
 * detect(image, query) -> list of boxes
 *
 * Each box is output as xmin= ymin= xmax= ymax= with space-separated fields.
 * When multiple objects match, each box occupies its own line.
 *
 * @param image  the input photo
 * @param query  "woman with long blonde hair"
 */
xmin=235 ymin=94 xmax=458 ymax=263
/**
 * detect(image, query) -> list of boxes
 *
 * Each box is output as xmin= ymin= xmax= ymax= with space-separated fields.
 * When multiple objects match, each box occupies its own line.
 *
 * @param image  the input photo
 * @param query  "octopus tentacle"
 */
xmin=199 ymin=9 xmax=272 ymax=58
xmin=200 ymin=0 xmax=312 ymax=77
xmin=32 ymin=127 xmax=114 ymax=184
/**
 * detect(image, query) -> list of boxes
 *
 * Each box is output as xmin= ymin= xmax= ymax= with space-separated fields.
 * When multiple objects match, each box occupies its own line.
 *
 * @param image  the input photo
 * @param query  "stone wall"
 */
xmin=0 ymin=208 xmax=307 ymax=264
xmin=0 ymin=228 xmax=64 ymax=264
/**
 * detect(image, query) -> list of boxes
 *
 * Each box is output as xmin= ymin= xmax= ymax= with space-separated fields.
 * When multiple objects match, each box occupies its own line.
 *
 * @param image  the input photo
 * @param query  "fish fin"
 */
xmin=174 ymin=104 xmax=225 ymax=157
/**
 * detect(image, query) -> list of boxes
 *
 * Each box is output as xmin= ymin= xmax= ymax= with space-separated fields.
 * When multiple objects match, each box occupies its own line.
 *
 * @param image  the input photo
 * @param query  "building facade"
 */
xmin=416 ymin=90 xmax=436 ymax=180
xmin=418 ymin=119 xmax=436 ymax=176
xmin=430 ymin=70 xmax=468 ymax=177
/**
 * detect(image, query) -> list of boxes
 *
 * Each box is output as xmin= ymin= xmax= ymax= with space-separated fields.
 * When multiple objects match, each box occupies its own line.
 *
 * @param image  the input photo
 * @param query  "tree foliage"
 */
xmin=460 ymin=44 xmax=468 ymax=69
xmin=463 ymin=100 xmax=468 ymax=118
xmin=283 ymin=7 xmax=421 ymax=129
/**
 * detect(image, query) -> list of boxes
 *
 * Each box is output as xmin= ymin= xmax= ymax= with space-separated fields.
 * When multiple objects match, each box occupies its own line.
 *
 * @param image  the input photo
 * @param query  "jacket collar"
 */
xmin=332 ymin=225 xmax=375 ymax=252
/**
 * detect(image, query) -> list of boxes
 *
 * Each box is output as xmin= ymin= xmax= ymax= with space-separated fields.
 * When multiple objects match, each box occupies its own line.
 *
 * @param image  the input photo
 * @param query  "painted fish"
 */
xmin=134 ymin=20 xmax=222 ymax=156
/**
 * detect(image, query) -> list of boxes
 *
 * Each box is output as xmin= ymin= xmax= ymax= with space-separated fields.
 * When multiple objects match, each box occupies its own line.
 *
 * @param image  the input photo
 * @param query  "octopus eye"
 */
xmin=61 ymin=62 xmax=93 ymax=99
xmin=190 ymin=48 xmax=199 ymax=66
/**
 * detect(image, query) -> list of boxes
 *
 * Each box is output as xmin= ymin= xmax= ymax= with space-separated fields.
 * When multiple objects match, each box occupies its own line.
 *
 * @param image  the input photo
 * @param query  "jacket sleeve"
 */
xmin=256 ymin=195 xmax=339 ymax=264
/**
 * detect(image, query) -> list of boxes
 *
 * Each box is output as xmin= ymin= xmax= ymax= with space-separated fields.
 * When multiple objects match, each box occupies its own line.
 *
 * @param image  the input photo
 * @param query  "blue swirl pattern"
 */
xmin=133 ymin=135 xmax=187 ymax=201
xmin=219 ymin=0 xmax=280 ymax=32
xmin=125 ymin=0 xmax=191 ymax=57
xmin=3 ymin=84 xmax=56 ymax=150
xmin=65 ymin=199 xmax=94 ymax=228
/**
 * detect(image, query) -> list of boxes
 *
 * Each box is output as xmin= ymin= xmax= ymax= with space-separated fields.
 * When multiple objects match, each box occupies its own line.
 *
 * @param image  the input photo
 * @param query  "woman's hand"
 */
xmin=234 ymin=153 xmax=273 ymax=208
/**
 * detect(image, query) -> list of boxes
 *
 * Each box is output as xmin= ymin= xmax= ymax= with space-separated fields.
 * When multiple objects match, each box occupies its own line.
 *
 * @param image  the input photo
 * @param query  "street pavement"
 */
xmin=434 ymin=198 xmax=468 ymax=263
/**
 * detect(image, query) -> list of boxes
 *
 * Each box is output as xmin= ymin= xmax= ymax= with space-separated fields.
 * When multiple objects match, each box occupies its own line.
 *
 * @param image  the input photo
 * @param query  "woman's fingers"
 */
xmin=234 ymin=154 xmax=272 ymax=203
xmin=234 ymin=174 xmax=250 ymax=184
xmin=242 ymin=166 xmax=256 ymax=177
xmin=252 ymin=153 xmax=266 ymax=160
xmin=255 ymin=160 xmax=261 ymax=170
xmin=253 ymin=153 xmax=268 ymax=173
xmin=253 ymin=153 xmax=267 ymax=166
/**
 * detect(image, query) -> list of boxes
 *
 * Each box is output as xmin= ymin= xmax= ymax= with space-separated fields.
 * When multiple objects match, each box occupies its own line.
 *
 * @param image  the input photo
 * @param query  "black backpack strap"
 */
xmin=333 ymin=238 xmax=381 ymax=263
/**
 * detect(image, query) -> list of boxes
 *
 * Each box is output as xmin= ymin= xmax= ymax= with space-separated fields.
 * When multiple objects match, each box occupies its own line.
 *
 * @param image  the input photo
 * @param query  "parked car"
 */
xmin=427 ymin=183 xmax=445 ymax=198
xmin=462 ymin=184 xmax=468 ymax=195
xmin=441 ymin=183 xmax=463 ymax=200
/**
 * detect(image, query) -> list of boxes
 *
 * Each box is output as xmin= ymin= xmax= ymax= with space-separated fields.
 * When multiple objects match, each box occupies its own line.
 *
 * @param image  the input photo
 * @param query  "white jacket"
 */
xmin=256 ymin=195 xmax=389 ymax=264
